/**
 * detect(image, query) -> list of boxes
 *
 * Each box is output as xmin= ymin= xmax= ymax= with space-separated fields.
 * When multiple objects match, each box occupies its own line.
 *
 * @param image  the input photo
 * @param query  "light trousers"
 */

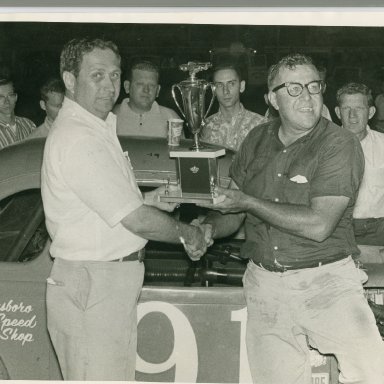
xmin=243 ymin=257 xmax=384 ymax=384
xmin=46 ymin=257 xmax=144 ymax=381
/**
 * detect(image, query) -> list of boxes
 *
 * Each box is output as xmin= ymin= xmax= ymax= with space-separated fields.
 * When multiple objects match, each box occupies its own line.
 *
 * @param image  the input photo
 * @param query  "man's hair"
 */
xmin=336 ymin=82 xmax=374 ymax=107
xmin=60 ymin=37 xmax=120 ymax=77
xmin=40 ymin=78 xmax=65 ymax=101
xmin=0 ymin=77 xmax=13 ymax=88
xmin=267 ymin=53 xmax=315 ymax=89
xmin=212 ymin=61 xmax=244 ymax=82
xmin=126 ymin=60 xmax=160 ymax=82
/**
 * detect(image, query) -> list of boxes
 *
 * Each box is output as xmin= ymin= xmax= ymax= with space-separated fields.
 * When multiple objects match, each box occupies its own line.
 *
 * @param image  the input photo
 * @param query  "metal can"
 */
xmin=167 ymin=118 xmax=183 ymax=146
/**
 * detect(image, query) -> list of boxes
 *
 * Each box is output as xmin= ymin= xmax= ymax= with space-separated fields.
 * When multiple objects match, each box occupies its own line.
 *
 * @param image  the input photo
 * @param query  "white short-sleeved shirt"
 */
xmin=353 ymin=126 xmax=384 ymax=218
xmin=41 ymin=97 xmax=147 ymax=261
xmin=114 ymin=98 xmax=180 ymax=138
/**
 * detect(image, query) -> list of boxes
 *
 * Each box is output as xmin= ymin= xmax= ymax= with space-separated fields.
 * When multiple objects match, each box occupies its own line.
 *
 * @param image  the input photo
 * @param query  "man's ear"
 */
xmin=268 ymin=91 xmax=279 ymax=111
xmin=368 ymin=106 xmax=376 ymax=120
xmin=39 ymin=100 xmax=47 ymax=112
xmin=156 ymin=85 xmax=161 ymax=98
xmin=123 ymin=80 xmax=130 ymax=95
xmin=335 ymin=106 xmax=341 ymax=120
xmin=62 ymin=71 xmax=76 ymax=95
xmin=240 ymin=80 xmax=246 ymax=94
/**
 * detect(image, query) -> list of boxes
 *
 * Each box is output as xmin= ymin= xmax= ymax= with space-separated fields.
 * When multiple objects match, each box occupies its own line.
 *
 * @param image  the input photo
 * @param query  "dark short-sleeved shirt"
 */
xmin=230 ymin=117 xmax=364 ymax=267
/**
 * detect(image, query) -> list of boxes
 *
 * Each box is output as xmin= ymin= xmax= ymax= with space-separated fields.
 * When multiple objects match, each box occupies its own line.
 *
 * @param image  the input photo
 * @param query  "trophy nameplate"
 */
xmin=159 ymin=61 xmax=226 ymax=204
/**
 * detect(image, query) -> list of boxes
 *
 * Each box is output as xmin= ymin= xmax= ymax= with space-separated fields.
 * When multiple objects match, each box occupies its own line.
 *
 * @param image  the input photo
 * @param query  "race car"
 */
xmin=0 ymin=137 xmax=382 ymax=383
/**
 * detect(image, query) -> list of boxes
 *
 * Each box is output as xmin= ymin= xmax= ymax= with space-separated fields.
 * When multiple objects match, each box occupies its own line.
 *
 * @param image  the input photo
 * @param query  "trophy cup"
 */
xmin=159 ymin=61 xmax=226 ymax=204
xmin=172 ymin=61 xmax=214 ymax=150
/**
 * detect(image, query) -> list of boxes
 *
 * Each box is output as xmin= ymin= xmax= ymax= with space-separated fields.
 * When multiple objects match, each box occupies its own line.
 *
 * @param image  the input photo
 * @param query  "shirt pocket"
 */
xmin=285 ymin=168 xmax=311 ymax=204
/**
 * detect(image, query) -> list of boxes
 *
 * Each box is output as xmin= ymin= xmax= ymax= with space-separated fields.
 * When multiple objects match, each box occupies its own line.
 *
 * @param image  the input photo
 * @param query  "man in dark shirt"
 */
xmin=198 ymin=53 xmax=384 ymax=384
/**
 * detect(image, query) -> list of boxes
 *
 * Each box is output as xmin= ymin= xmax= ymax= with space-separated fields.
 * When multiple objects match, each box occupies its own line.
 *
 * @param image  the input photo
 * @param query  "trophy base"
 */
xmin=169 ymin=145 xmax=225 ymax=158
xmin=159 ymin=189 xmax=225 ymax=205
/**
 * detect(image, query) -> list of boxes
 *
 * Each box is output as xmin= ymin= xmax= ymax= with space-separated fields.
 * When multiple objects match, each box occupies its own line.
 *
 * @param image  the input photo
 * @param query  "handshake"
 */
xmin=179 ymin=218 xmax=214 ymax=261
xmin=144 ymin=185 xmax=216 ymax=261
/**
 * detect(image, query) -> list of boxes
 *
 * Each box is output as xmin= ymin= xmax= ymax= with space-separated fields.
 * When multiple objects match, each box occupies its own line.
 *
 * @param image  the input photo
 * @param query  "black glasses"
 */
xmin=272 ymin=80 xmax=325 ymax=97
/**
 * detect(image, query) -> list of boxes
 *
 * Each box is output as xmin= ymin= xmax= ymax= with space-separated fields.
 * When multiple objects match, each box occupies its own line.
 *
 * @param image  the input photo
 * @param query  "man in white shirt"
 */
xmin=113 ymin=60 xmax=179 ymax=137
xmin=41 ymin=38 xmax=210 ymax=381
xmin=335 ymin=82 xmax=384 ymax=245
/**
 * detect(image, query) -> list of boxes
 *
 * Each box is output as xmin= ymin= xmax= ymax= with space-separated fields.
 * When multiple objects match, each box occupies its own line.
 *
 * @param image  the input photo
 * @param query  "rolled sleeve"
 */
xmin=310 ymin=135 xmax=365 ymax=201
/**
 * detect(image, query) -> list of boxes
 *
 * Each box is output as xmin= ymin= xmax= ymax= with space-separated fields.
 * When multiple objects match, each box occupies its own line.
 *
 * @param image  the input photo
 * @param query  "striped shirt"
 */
xmin=0 ymin=116 xmax=36 ymax=150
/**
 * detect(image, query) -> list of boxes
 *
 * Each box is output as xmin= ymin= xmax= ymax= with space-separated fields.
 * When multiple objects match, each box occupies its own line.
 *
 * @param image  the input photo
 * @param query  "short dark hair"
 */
xmin=336 ymin=82 xmax=374 ymax=107
xmin=0 ymin=78 xmax=13 ymax=88
xmin=60 ymin=37 xmax=120 ymax=77
xmin=267 ymin=53 xmax=315 ymax=90
xmin=126 ymin=60 xmax=160 ymax=82
xmin=212 ymin=62 xmax=244 ymax=82
xmin=40 ymin=78 xmax=65 ymax=102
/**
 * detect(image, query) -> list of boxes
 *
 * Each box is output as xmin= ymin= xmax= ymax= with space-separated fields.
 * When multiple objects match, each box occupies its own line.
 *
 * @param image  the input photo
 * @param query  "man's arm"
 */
xmin=202 ymin=210 xmax=246 ymax=240
xmin=121 ymin=204 xmax=209 ymax=259
xmin=202 ymin=187 xmax=349 ymax=242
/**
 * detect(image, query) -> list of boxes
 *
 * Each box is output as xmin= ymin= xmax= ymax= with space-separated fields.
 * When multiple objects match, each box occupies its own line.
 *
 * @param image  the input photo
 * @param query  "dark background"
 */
xmin=1 ymin=22 xmax=384 ymax=125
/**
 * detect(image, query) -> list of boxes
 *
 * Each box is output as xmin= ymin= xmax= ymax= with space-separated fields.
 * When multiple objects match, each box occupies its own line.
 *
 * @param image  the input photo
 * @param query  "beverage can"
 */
xmin=168 ymin=118 xmax=183 ymax=146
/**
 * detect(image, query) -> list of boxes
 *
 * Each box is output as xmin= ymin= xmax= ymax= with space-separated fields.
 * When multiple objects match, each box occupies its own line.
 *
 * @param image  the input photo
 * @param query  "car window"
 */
xmin=0 ymin=189 xmax=48 ymax=263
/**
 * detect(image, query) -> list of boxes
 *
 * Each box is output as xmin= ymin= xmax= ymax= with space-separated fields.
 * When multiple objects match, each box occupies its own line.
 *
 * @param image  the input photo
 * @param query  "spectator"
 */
xmin=373 ymin=79 xmax=384 ymax=133
xmin=113 ymin=60 xmax=179 ymax=137
xmin=0 ymin=77 xmax=36 ymax=150
xmin=200 ymin=62 xmax=266 ymax=152
xmin=335 ymin=82 xmax=384 ymax=245
xmin=28 ymin=77 xmax=65 ymax=139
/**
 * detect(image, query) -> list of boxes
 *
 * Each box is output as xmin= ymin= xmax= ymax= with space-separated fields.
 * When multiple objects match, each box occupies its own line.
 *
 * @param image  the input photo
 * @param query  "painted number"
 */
xmin=137 ymin=301 xmax=198 ymax=382
xmin=231 ymin=307 xmax=253 ymax=383
xmin=137 ymin=302 xmax=329 ymax=383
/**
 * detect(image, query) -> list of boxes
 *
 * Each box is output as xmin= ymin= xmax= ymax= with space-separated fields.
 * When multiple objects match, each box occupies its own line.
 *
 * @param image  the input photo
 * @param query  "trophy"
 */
xmin=172 ymin=61 xmax=215 ymax=150
xmin=160 ymin=61 xmax=226 ymax=204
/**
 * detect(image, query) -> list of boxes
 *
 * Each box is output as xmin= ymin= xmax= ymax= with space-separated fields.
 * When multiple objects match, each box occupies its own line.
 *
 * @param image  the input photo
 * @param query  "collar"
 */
xmin=359 ymin=125 xmax=371 ymax=142
xmin=340 ymin=124 xmax=370 ymax=142
xmin=44 ymin=116 xmax=54 ymax=130
xmin=62 ymin=97 xmax=116 ymax=129
xmin=0 ymin=115 xmax=16 ymax=127
xmin=124 ymin=98 xmax=160 ymax=115
xmin=270 ymin=116 xmax=326 ymax=146
xmin=217 ymin=103 xmax=245 ymax=120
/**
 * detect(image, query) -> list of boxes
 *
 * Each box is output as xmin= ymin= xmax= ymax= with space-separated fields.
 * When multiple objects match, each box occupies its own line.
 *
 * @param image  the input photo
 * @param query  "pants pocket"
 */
xmin=74 ymin=268 xmax=91 ymax=312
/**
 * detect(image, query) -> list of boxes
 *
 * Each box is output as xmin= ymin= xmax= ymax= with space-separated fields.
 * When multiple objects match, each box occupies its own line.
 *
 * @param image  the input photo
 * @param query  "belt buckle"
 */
xmin=259 ymin=261 xmax=289 ymax=273
xmin=274 ymin=259 xmax=289 ymax=273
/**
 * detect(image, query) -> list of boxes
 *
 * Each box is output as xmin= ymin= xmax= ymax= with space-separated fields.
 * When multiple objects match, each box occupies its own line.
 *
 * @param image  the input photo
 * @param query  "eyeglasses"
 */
xmin=272 ymin=80 xmax=325 ymax=97
xmin=0 ymin=93 xmax=17 ymax=104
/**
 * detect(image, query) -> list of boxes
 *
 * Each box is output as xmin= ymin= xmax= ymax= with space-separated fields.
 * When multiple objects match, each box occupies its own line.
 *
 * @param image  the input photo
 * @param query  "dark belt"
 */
xmin=258 ymin=254 xmax=348 ymax=273
xmin=110 ymin=249 xmax=145 ymax=263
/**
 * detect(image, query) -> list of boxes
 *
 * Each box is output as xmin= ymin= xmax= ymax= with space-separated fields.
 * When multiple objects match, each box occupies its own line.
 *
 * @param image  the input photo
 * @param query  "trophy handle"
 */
xmin=171 ymin=84 xmax=186 ymax=120
xmin=203 ymin=83 xmax=216 ymax=120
